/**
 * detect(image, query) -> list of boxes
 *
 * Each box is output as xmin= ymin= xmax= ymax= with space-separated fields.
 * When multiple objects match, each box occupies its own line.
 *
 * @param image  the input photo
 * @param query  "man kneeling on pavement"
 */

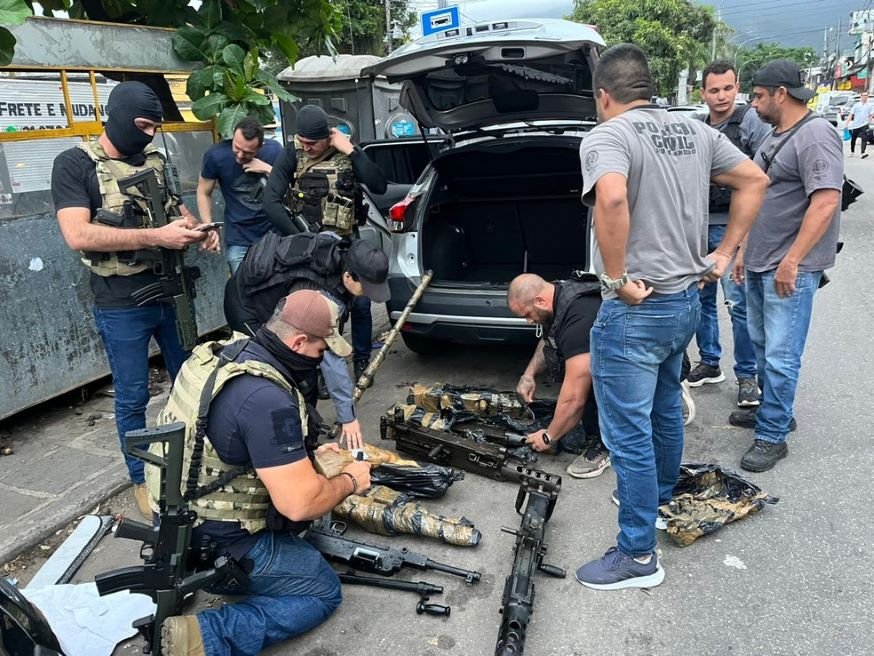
xmin=149 ymin=290 xmax=371 ymax=656
xmin=507 ymin=273 xmax=610 ymax=479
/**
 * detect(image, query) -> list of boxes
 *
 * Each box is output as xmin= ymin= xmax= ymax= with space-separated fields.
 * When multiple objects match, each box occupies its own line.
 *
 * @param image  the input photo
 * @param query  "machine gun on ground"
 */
xmin=303 ymin=518 xmax=481 ymax=584
xmin=94 ymin=423 xmax=248 ymax=655
xmin=380 ymin=405 xmax=543 ymax=482
xmin=114 ymin=168 xmax=201 ymax=351
xmin=495 ymin=468 xmax=565 ymax=655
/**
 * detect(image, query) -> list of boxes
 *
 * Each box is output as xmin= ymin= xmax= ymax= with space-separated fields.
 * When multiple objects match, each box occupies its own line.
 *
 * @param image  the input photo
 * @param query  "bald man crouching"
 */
xmin=508 ymin=273 xmax=610 ymax=479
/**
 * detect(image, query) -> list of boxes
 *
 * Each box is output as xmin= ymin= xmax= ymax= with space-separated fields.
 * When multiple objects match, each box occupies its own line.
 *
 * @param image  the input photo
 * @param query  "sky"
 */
xmin=407 ymin=0 xmax=858 ymax=55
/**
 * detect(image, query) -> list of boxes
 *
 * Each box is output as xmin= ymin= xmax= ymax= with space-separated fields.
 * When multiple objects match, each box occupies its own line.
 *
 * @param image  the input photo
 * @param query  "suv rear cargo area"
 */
xmin=420 ymin=140 xmax=589 ymax=287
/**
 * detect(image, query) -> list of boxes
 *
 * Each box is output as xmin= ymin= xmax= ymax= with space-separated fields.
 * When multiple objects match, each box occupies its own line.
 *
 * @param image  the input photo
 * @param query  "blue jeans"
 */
xmin=350 ymin=295 xmax=373 ymax=363
xmin=591 ymin=288 xmax=700 ymax=556
xmin=197 ymin=531 xmax=342 ymax=656
xmin=93 ymin=305 xmax=189 ymax=484
xmin=696 ymin=225 xmax=757 ymax=378
xmin=745 ymin=269 xmax=821 ymax=444
xmin=225 ymin=244 xmax=249 ymax=275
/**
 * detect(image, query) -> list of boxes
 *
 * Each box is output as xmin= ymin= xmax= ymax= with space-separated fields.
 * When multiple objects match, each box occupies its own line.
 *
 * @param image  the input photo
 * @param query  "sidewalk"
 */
xmin=0 ymin=375 xmax=172 ymax=565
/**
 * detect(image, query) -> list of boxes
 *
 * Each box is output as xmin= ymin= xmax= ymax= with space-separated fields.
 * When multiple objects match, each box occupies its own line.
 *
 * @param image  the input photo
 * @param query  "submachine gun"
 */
xmin=94 ymin=423 xmax=248 ymax=655
xmin=100 ymin=168 xmax=201 ymax=351
xmin=495 ymin=469 xmax=565 ymax=655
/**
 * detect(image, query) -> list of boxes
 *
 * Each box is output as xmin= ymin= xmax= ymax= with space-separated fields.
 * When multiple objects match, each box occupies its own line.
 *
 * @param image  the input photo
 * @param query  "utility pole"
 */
xmin=711 ymin=9 xmax=720 ymax=60
xmin=385 ymin=0 xmax=392 ymax=54
xmin=438 ymin=0 xmax=448 ymax=7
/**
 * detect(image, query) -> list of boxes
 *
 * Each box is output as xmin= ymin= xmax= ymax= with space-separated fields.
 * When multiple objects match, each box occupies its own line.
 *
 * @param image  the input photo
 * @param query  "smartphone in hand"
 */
xmin=194 ymin=222 xmax=224 ymax=232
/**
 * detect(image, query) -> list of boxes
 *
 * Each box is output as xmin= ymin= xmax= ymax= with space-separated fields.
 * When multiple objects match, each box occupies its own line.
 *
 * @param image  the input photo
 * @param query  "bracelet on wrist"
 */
xmin=340 ymin=471 xmax=358 ymax=494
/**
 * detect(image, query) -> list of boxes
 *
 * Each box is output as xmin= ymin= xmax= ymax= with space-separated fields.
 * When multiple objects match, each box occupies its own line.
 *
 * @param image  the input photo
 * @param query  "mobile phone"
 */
xmin=195 ymin=222 xmax=224 ymax=232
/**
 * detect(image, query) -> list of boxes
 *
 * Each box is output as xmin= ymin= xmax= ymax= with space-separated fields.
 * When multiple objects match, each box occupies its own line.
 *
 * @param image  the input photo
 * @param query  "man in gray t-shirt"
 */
xmin=573 ymin=44 xmax=768 ymax=593
xmin=730 ymin=59 xmax=843 ymax=473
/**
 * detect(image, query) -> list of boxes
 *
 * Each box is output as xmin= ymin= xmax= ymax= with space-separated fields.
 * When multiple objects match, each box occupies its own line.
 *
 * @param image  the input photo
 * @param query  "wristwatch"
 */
xmin=599 ymin=271 xmax=629 ymax=292
xmin=542 ymin=431 xmax=551 ymax=445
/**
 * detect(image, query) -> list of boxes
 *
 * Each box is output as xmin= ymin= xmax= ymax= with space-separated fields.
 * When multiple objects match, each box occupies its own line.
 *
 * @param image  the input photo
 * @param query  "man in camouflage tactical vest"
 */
xmin=508 ymin=273 xmax=611 ymax=479
xmin=50 ymin=81 xmax=219 ymax=519
xmin=262 ymin=104 xmax=388 ymax=383
xmin=155 ymin=289 xmax=372 ymax=656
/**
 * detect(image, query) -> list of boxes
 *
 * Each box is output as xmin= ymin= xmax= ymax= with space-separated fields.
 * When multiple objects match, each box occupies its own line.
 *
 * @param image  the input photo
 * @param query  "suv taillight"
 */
xmin=389 ymin=195 xmax=414 ymax=232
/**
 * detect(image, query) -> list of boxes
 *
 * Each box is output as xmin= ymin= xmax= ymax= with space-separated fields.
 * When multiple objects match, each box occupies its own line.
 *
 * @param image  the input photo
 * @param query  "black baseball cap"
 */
xmin=752 ymin=60 xmax=815 ymax=101
xmin=345 ymin=240 xmax=390 ymax=303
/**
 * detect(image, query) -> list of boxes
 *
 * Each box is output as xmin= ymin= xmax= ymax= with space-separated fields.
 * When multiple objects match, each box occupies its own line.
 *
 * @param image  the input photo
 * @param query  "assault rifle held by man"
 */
xmin=495 ymin=468 xmax=565 ymax=655
xmin=94 ymin=423 xmax=248 ymax=656
xmin=113 ymin=168 xmax=201 ymax=350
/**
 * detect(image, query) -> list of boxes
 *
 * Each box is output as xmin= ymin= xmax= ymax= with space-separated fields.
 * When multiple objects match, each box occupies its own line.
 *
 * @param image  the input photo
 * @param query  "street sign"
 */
xmin=421 ymin=5 xmax=460 ymax=37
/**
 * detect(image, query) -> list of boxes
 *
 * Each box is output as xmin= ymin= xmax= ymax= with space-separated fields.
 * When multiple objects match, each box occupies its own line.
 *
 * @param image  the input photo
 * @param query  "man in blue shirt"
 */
xmin=846 ymin=92 xmax=873 ymax=159
xmin=197 ymin=117 xmax=282 ymax=272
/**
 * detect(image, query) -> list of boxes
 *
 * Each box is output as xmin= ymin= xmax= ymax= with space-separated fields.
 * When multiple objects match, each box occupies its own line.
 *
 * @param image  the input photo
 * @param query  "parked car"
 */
xmin=838 ymin=95 xmax=862 ymax=123
xmin=667 ymin=104 xmax=708 ymax=118
xmin=359 ymin=18 xmax=605 ymax=353
xmin=821 ymin=92 xmax=855 ymax=126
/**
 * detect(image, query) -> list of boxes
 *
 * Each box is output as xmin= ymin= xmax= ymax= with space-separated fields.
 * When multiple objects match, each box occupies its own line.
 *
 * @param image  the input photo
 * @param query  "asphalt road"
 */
xmin=15 ymin=141 xmax=873 ymax=656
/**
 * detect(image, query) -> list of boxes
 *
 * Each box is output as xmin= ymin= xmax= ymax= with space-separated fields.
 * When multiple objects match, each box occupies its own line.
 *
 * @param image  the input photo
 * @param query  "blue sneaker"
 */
xmin=575 ymin=547 xmax=665 ymax=590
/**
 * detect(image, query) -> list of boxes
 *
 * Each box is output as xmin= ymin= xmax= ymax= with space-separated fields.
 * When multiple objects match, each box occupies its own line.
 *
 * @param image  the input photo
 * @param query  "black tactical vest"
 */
xmin=706 ymin=105 xmax=752 ymax=213
xmin=542 ymin=278 xmax=601 ymax=382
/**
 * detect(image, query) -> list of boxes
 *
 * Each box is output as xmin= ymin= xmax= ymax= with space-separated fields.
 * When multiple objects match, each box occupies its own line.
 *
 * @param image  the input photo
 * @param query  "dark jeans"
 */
xmin=93 ymin=305 xmax=189 ymax=484
xmin=198 ymin=531 xmax=342 ymax=656
xmin=851 ymin=126 xmax=868 ymax=154
xmin=350 ymin=295 xmax=373 ymax=363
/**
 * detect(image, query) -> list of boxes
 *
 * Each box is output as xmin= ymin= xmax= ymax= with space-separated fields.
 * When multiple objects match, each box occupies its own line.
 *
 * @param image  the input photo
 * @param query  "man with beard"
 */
xmin=507 ymin=273 xmax=609 ymax=479
xmin=196 ymin=116 xmax=281 ymax=273
xmin=262 ymin=105 xmax=388 ymax=384
xmin=151 ymin=290 xmax=372 ymax=656
xmin=574 ymin=44 xmax=768 ymax=590
xmin=51 ymin=81 xmax=218 ymax=519
xmin=730 ymin=60 xmax=843 ymax=472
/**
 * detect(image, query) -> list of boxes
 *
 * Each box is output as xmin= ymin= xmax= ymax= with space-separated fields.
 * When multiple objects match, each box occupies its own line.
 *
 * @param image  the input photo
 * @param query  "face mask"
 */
xmin=104 ymin=82 xmax=163 ymax=157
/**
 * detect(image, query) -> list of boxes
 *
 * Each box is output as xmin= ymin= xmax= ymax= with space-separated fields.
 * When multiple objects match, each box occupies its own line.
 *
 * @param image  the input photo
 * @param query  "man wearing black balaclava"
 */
xmin=262 ymin=104 xmax=389 ymax=393
xmin=50 ymin=81 xmax=220 ymax=520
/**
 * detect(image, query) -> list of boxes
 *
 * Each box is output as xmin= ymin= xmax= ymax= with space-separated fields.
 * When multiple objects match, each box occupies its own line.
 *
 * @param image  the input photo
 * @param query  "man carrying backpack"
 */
xmin=224 ymin=231 xmax=390 ymax=449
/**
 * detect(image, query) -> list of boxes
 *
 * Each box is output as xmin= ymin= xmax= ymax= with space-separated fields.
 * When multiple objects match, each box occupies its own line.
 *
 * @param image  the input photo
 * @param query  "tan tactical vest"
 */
xmin=292 ymin=141 xmax=355 ymax=234
xmin=77 ymin=139 xmax=168 ymax=277
xmin=146 ymin=335 xmax=309 ymax=534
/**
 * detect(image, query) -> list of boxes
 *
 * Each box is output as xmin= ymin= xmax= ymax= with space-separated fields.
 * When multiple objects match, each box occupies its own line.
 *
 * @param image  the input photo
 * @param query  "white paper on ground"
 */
xmin=22 ymin=582 xmax=155 ymax=656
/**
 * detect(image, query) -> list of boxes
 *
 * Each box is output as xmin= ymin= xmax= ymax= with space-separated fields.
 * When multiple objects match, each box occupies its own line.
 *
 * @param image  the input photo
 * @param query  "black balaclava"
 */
xmin=296 ymin=105 xmax=330 ymax=140
xmin=104 ymin=81 xmax=163 ymax=157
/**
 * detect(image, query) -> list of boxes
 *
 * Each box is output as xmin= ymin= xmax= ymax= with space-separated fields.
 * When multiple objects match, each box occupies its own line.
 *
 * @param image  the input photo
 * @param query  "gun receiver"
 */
xmin=495 ymin=471 xmax=565 ymax=656
xmin=303 ymin=520 xmax=481 ymax=585
xmin=94 ymin=424 xmax=247 ymax=656
xmin=380 ymin=408 xmax=545 ymax=483
xmin=117 ymin=169 xmax=200 ymax=351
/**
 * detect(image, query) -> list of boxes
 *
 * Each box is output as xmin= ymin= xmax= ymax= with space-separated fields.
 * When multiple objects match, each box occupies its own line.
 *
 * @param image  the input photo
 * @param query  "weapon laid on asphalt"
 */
xmin=117 ymin=168 xmax=201 ymax=351
xmin=328 ymin=270 xmax=434 ymax=441
xmin=338 ymin=571 xmax=450 ymax=617
xmin=94 ymin=423 xmax=249 ymax=656
xmin=495 ymin=468 xmax=565 ymax=656
xmin=303 ymin=518 xmax=481 ymax=584
xmin=381 ymin=406 xmax=546 ymax=482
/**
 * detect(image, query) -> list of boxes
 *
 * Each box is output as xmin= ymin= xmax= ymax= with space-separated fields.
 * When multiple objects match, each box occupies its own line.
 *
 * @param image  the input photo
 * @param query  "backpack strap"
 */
xmin=762 ymin=111 xmax=819 ymax=174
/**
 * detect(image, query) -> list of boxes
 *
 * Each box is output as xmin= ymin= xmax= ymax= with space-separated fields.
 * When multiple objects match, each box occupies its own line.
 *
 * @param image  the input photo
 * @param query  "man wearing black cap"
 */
xmin=51 ymin=81 xmax=220 ymax=519
xmin=730 ymin=59 xmax=843 ymax=472
xmin=262 ymin=104 xmax=389 ymax=382
xmin=224 ymin=231 xmax=391 ymax=448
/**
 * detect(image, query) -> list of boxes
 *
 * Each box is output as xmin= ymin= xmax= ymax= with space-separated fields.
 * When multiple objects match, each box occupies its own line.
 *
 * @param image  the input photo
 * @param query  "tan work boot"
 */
xmin=161 ymin=616 xmax=206 ymax=656
xmin=132 ymin=483 xmax=152 ymax=520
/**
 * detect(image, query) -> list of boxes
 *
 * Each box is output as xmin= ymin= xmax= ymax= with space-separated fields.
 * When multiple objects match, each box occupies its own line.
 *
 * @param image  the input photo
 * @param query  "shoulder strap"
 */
xmin=184 ymin=339 xmax=251 ymax=500
xmin=762 ymin=111 xmax=818 ymax=174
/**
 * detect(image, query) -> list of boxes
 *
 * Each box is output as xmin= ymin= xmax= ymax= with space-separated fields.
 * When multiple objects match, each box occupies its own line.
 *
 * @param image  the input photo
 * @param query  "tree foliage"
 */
xmin=327 ymin=0 xmax=416 ymax=56
xmin=569 ymin=0 xmax=716 ymax=96
xmin=734 ymin=43 xmax=818 ymax=93
xmin=5 ymin=0 xmax=340 ymax=135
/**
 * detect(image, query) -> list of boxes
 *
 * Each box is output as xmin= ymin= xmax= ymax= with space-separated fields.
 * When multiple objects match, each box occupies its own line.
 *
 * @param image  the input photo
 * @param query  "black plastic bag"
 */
xmin=370 ymin=462 xmax=464 ymax=499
